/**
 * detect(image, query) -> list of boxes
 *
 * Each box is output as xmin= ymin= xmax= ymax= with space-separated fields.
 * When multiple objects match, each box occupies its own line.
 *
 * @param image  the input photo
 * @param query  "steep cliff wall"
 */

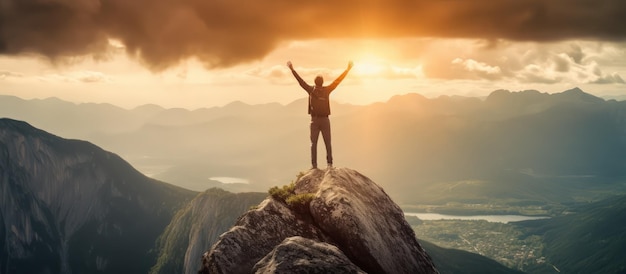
xmin=150 ymin=188 xmax=266 ymax=274
xmin=0 ymin=118 xmax=194 ymax=274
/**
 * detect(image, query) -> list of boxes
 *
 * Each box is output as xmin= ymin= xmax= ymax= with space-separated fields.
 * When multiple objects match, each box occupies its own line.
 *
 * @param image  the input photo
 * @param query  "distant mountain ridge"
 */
xmin=2 ymin=88 xmax=626 ymax=207
xmin=0 ymin=87 xmax=613 ymax=137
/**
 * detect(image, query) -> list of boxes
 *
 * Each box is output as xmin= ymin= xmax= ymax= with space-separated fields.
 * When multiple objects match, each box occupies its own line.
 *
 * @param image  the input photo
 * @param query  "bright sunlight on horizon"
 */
xmin=1 ymin=1 xmax=625 ymax=109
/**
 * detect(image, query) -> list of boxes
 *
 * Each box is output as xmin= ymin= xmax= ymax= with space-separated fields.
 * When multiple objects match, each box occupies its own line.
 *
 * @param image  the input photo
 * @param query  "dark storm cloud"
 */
xmin=1 ymin=0 xmax=625 ymax=70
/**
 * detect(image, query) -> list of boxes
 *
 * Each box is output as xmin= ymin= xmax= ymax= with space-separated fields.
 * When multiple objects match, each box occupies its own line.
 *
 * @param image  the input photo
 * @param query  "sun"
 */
xmin=354 ymin=61 xmax=385 ymax=76
xmin=352 ymin=54 xmax=387 ymax=77
xmin=353 ymin=59 xmax=387 ymax=77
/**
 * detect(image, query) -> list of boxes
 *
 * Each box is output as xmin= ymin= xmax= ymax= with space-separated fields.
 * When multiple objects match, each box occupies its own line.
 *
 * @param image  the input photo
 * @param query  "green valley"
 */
xmin=413 ymin=219 xmax=544 ymax=272
xmin=412 ymin=194 xmax=626 ymax=273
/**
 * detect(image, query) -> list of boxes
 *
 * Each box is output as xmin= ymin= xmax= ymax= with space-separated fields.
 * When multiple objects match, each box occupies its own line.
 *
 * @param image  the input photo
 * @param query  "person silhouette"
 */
xmin=287 ymin=61 xmax=353 ymax=169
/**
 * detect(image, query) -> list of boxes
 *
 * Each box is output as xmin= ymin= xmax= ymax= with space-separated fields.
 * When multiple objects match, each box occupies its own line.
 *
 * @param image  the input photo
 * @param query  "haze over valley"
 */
xmin=2 ymin=88 xmax=626 ymax=273
xmin=3 ymin=88 xmax=626 ymax=210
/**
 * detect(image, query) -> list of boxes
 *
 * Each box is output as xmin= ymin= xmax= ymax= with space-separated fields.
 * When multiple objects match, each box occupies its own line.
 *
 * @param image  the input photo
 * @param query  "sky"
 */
xmin=1 ymin=0 xmax=626 ymax=109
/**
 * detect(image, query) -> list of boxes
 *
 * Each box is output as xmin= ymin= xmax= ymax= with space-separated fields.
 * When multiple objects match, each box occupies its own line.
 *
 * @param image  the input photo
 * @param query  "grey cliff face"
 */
xmin=202 ymin=168 xmax=439 ymax=274
xmin=0 ymin=118 xmax=193 ymax=274
xmin=150 ymin=188 xmax=266 ymax=274
xmin=180 ymin=190 xmax=267 ymax=274
xmin=309 ymin=168 xmax=438 ymax=274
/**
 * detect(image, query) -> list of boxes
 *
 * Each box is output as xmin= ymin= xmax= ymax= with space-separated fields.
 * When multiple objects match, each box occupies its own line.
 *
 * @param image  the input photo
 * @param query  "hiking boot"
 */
xmin=327 ymin=163 xmax=333 ymax=169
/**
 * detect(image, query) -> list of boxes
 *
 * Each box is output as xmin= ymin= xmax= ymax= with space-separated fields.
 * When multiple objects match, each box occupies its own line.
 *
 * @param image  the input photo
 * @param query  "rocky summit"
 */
xmin=200 ymin=168 xmax=439 ymax=274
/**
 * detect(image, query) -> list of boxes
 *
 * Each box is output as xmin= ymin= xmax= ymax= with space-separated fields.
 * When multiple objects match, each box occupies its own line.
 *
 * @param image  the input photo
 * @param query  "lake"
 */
xmin=404 ymin=212 xmax=550 ymax=223
xmin=209 ymin=177 xmax=250 ymax=184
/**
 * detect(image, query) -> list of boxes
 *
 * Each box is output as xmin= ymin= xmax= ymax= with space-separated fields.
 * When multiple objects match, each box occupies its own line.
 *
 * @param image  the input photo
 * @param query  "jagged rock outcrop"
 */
xmin=253 ymin=236 xmax=365 ymax=274
xmin=201 ymin=191 xmax=332 ymax=273
xmin=201 ymin=168 xmax=438 ymax=274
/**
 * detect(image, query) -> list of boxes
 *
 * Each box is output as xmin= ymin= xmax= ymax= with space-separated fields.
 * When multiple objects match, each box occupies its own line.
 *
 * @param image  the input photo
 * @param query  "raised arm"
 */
xmin=287 ymin=61 xmax=313 ymax=93
xmin=327 ymin=61 xmax=353 ymax=92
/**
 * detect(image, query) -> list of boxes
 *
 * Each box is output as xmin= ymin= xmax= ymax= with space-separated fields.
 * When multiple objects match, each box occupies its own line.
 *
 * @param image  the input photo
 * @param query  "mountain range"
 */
xmin=2 ymin=88 xmax=626 ymax=209
xmin=1 ymin=118 xmax=520 ymax=273
xmin=2 ymin=116 xmax=626 ymax=273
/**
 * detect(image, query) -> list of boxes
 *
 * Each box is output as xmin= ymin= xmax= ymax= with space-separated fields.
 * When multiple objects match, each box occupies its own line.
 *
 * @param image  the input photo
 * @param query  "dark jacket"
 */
xmin=290 ymin=67 xmax=350 ymax=116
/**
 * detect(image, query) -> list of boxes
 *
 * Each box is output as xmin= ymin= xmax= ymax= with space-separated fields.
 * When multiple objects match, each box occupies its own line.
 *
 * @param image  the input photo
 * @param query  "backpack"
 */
xmin=309 ymin=87 xmax=331 ymax=116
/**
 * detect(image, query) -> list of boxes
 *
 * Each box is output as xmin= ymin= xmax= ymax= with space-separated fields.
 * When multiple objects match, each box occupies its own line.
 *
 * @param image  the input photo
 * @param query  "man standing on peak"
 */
xmin=287 ymin=61 xmax=353 ymax=169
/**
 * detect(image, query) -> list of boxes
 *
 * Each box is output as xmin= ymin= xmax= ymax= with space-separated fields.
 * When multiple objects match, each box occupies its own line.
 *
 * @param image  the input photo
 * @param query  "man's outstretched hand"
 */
xmin=348 ymin=61 xmax=354 ymax=70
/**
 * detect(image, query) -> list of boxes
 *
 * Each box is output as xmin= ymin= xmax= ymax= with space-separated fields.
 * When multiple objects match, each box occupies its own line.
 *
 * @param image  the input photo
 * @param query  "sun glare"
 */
xmin=354 ymin=61 xmax=385 ymax=76
xmin=350 ymin=46 xmax=392 ymax=77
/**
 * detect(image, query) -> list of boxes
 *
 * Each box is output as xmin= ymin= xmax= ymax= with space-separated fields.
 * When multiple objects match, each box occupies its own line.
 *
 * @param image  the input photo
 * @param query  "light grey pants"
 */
xmin=310 ymin=116 xmax=332 ymax=167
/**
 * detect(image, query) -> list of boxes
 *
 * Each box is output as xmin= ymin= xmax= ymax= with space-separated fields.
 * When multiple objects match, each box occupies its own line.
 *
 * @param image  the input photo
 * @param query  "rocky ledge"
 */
xmin=199 ymin=168 xmax=438 ymax=274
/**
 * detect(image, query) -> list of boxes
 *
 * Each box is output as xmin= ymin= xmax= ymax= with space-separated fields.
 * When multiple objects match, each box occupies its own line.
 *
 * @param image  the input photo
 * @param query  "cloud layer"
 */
xmin=2 ymin=0 xmax=626 ymax=70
